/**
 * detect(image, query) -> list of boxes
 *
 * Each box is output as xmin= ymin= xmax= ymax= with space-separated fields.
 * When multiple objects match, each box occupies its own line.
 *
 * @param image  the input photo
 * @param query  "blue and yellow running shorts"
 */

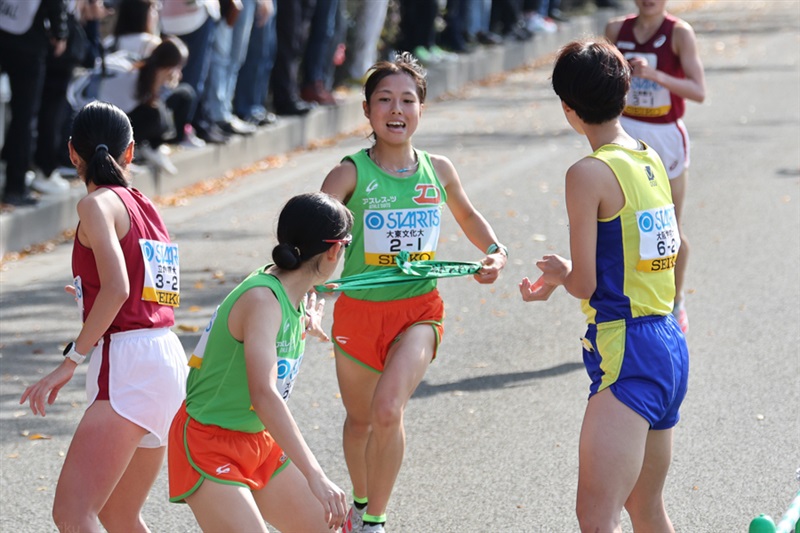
xmin=582 ymin=314 xmax=689 ymax=430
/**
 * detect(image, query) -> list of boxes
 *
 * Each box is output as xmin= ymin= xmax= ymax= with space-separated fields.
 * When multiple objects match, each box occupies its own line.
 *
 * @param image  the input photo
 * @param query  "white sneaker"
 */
xmin=137 ymin=144 xmax=178 ymax=175
xmin=361 ymin=523 xmax=385 ymax=533
xmin=179 ymin=125 xmax=206 ymax=149
xmin=342 ymin=506 xmax=365 ymax=533
xmin=526 ymin=14 xmax=557 ymax=33
xmin=30 ymin=169 xmax=71 ymax=195
xmin=56 ymin=165 xmax=78 ymax=178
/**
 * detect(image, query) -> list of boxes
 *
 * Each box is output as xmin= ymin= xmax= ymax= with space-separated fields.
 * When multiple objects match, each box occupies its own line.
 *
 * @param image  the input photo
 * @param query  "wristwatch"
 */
xmin=63 ymin=342 xmax=86 ymax=365
xmin=486 ymin=243 xmax=508 ymax=258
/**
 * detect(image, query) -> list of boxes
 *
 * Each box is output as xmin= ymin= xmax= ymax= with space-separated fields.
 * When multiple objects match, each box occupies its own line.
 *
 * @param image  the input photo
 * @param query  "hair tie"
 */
xmin=95 ymin=144 xmax=109 ymax=153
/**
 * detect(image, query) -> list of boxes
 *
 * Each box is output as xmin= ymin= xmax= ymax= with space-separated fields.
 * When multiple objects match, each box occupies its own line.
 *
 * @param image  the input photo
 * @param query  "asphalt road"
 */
xmin=1 ymin=2 xmax=798 ymax=531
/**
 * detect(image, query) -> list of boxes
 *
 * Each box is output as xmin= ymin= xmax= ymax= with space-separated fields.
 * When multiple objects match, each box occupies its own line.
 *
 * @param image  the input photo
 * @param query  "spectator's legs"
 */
xmin=234 ymin=8 xmax=278 ymax=121
xmin=176 ymin=16 xmax=216 ymax=125
xmin=34 ymin=64 xmax=72 ymax=178
xmin=343 ymin=0 xmax=388 ymax=81
xmin=0 ymin=43 xmax=46 ymax=201
xmin=300 ymin=0 xmax=338 ymax=105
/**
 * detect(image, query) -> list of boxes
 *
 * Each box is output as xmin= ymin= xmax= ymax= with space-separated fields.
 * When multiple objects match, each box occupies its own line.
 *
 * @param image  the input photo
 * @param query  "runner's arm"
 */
xmin=629 ymin=22 xmax=705 ymax=103
xmin=432 ymin=154 xmax=507 ymax=282
xmin=604 ymin=17 xmax=625 ymax=42
xmin=321 ymin=160 xmax=357 ymax=205
xmin=73 ymin=193 xmax=130 ymax=356
xmin=537 ymin=159 xmax=603 ymax=299
xmin=236 ymin=288 xmax=346 ymax=527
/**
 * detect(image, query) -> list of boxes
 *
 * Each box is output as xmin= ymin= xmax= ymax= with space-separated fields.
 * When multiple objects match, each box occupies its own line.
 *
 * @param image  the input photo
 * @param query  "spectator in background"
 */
xmin=105 ymin=0 xmax=206 ymax=149
xmin=0 ymin=0 xmax=68 ymax=206
xmin=337 ymin=0 xmax=388 ymax=87
xmin=161 ymin=0 xmax=229 ymax=144
xmin=491 ymin=0 xmax=533 ymax=41
xmin=107 ymin=0 xmax=161 ymax=59
xmin=233 ymin=0 xmax=277 ymax=126
xmin=299 ymin=0 xmax=339 ymax=106
xmin=465 ymin=0 xmax=504 ymax=46
xmin=82 ymin=37 xmax=194 ymax=174
xmin=271 ymin=0 xmax=315 ymax=116
xmin=438 ymin=0 xmax=470 ymax=53
xmin=31 ymin=0 xmax=88 ymax=197
xmin=523 ymin=0 xmax=557 ymax=34
xmin=397 ymin=0 xmax=456 ymax=65
xmin=203 ymin=0 xmax=273 ymax=136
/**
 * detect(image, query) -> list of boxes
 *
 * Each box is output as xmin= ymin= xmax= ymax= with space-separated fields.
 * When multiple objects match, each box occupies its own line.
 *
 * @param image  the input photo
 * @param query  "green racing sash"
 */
xmin=315 ymin=251 xmax=482 ymax=292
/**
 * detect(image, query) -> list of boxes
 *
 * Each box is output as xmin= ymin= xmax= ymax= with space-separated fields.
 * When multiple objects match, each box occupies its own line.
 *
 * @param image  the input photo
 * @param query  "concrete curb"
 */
xmin=0 ymin=9 xmax=612 ymax=257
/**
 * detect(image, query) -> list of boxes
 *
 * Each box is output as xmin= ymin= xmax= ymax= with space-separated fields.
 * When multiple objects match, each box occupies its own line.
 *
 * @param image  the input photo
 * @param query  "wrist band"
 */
xmin=315 ymin=251 xmax=482 ymax=292
xmin=486 ymin=243 xmax=508 ymax=257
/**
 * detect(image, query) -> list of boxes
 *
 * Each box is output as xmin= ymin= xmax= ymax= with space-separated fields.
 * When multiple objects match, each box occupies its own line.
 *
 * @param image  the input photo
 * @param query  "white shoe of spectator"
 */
xmin=138 ymin=144 xmax=178 ymax=175
xmin=180 ymin=125 xmax=206 ymax=149
xmin=526 ymin=14 xmax=557 ymax=33
xmin=30 ymin=169 xmax=71 ymax=195
xmin=56 ymin=165 xmax=78 ymax=178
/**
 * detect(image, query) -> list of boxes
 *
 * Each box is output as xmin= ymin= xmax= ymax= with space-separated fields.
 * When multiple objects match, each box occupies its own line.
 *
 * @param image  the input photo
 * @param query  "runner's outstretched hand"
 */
xmin=474 ymin=251 xmax=507 ymax=284
xmin=20 ymin=361 xmax=76 ymax=416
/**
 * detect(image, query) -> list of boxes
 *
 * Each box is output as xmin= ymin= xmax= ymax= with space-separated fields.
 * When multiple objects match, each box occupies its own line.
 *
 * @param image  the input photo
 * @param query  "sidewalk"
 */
xmin=0 ymin=9 xmax=615 ymax=258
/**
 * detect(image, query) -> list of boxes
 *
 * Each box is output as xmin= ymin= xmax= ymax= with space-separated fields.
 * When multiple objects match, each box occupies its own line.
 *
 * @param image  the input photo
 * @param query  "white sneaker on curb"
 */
xmin=342 ymin=506 xmax=365 ymax=533
xmin=179 ymin=125 xmax=206 ymax=149
xmin=56 ymin=166 xmax=78 ymax=178
xmin=138 ymin=144 xmax=178 ymax=175
xmin=526 ymin=14 xmax=557 ymax=33
xmin=30 ymin=169 xmax=71 ymax=195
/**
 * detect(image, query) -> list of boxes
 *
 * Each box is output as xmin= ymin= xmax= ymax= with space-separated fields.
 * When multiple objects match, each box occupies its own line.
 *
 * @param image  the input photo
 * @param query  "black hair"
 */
xmin=364 ymin=51 xmax=427 ymax=105
xmin=136 ymin=36 xmax=188 ymax=105
xmin=551 ymin=39 xmax=631 ymax=125
xmin=70 ymin=101 xmax=133 ymax=187
xmin=113 ymin=0 xmax=156 ymax=38
xmin=272 ymin=192 xmax=354 ymax=271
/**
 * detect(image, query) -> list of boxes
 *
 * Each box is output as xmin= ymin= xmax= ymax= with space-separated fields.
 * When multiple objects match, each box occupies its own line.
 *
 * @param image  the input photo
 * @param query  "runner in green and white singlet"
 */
xmin=322 ymin=52 xmax=509 ymax=533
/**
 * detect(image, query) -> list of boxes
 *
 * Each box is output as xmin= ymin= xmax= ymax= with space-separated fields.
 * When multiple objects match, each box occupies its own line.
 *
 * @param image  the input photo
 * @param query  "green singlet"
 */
xmin=339 ymin=148 xmax=448 ymax=301
xmin=185 ymin=266 xmax=305 ymax=433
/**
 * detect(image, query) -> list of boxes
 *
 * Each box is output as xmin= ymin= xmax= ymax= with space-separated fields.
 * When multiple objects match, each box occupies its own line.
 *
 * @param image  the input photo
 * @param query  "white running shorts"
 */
xmin=620 ymin=116 xmax=690 ymax=180
xmin=86 ymin=328 xmax=188 ymax=448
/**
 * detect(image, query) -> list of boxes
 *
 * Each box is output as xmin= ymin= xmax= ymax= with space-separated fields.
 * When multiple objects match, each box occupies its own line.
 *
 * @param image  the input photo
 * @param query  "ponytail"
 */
xmin=70 ymin=102 xmax=133 ymax=187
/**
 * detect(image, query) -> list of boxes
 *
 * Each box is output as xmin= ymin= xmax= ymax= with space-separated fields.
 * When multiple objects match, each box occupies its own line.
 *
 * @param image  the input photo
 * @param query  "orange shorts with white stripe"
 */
xmin=331 ymin=289 xmax=445 ymax=373
xmin=168 ymin=403 xmax=288 ymax=503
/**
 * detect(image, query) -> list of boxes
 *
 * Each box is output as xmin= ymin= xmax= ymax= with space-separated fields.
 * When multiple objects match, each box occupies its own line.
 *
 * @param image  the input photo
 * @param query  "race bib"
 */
xmin=276 ymin=354 xmax=303 ymax=401
xmin=188 ymin=307 xmax=218 ymax=368
xmin=139 ymin=239 xmax=180 ymax=307
xmin=362 ymin=207 xmax=441 ymax=266
xmin=623 ymin=52 xmax=671 ymax=118
xmin=73 ymin=275 xmax=84 ymax=321
xmin=636 ymin=205 xmax=681 ymax=272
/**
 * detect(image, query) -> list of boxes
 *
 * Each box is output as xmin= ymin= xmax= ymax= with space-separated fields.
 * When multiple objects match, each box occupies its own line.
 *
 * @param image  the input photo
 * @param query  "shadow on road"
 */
xmin=413 ymin=361 xmax=584 ymax=399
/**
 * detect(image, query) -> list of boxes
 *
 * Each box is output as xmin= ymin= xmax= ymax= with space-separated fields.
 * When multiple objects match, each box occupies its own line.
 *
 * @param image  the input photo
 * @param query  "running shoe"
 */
xmin=342 ymin=506 xmax=365 ymax=533
xmin=673 ymin=300 xmax=689 ymax=333
xmin=361 ymin=523 xmax=386 ymax=533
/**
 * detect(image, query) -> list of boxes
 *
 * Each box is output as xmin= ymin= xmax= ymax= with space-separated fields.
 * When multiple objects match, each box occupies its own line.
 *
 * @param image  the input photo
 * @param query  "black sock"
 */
xmin=354 ymin=500 xmax=367 ymax=511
